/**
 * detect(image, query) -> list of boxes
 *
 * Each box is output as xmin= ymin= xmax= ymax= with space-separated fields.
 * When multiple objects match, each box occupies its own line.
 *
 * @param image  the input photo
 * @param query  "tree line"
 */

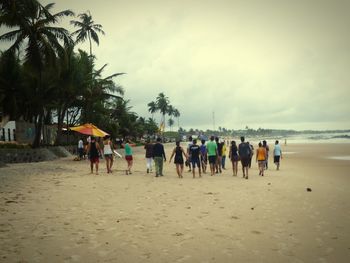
xmin=0 ymin=0 xmax=161 ymax=147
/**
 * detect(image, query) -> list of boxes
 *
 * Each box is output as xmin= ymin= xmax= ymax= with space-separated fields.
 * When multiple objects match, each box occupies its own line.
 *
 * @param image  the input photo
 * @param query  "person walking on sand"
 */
xmin=153 ymin=137 xmax=166 ymax=177
xmin=206 ymin=136 xmax=218 ymax=176
xmin=273 ymin=140 xmax=283 ymax=170
xmin=103 ymin=135 xmax=114 ymax=174
xmin=229 ymin=140 xmax=239 ymax=176
xmin=187 ymin=136 xmax=193 ymax=172
xmin=189 ymin=139 xmax=202 ymax=178
xmin=247 ymin=141 xmax=254 ymax=168
xmin=78 ymin=137 xmax=84 ymax=160
xmin=169 ymin=141 xmax=188 ymax=178
xmin=238 ymin=136 xmax=251 ymax=179
xmin=87 ymin=136 xmax=102 ymax=175
xmin=123 ymin=139 xmax=133 ymax=175
xmin=144 ymin=138 xmax=154 ymax=173
xmin=222 ymin=142 xmax=227 ymax=170
xmin=200 ymin=139 xmax=207 ymax=174
xmin=215 ymin=137 xmax=223 ymax=174
xmin=263 ymin=140 xmax=270 ymax=169
xmin=256 ymin=142 xmax=267 ymax=176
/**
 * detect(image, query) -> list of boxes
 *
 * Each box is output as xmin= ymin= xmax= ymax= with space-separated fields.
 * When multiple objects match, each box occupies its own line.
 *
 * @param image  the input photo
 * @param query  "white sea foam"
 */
xmin=327 ymin=156 xmax=350 ymax=161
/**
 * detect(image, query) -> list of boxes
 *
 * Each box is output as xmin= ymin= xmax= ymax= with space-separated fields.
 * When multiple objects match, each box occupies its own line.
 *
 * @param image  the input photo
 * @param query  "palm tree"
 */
xmin=80 ymin=62 xmax=125 ymax=123
xmin=71 ymin=11 xmax=105 ymax=57
xmin=168 ymin=118 xmax=174 ymax=131
xmin=173 ymin=108 xmax=180 ymax=131
xmin=154 ymin=92 xmax=167 ymax=128
xmin=0 ymin=51 xmax=23 ymax=120
xmin=0 ymin=1 xmax=74 ymax=147
xmin=147 ymin=101 xmax=157 ymax=120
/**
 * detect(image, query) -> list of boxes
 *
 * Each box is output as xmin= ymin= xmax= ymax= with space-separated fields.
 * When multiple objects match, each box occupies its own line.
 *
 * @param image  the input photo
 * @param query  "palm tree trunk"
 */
xmin=32 ymin=69 xmax=44 ymax=148
xmin=88 ymin=33 xmax=92 ymax=58
xmin=55 ymin=105 xmax=67 ymax=145
xmin=33 ymin=111 xmax=44 ymax=148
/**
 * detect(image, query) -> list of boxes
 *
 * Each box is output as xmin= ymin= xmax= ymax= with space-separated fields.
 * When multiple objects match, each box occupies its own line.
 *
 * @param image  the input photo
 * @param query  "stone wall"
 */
xmin=0 ymin=146 xmax=72 ymax=164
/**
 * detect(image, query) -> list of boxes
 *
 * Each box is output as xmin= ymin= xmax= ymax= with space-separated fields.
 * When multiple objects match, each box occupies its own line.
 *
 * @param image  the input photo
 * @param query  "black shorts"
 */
xmin=208 ymin=155 xmax=217 ymax=164
xmin=240 ymin=156 xmax=250 ymax=167
xmin=191 ymin=158 xmax=201 ymax=168
xmin=231 ymin=155 xmax=239 ymax=162
xmin=274 ymin=156 xmax=280 ymax=163
xmin=174 ymin=157 xmax=184 ymax=164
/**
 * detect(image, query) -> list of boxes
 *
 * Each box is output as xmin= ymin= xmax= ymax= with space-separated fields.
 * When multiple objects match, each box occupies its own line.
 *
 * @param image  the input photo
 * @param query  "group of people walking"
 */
xmin=81 ymin=135 xmax=282 ymax=178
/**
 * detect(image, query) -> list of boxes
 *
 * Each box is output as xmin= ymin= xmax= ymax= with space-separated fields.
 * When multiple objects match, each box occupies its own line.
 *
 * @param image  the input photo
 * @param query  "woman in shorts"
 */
xmin=256 ymin=142 xmax=267 ymax=176
xmin=103 ymin=135 xmax=114 ymax=174
xmin=87 ymin=136 xmax=102 ymax=175
xmin=123 ymin=139 xmax=133 ymax=175
xmin=169 ymin=141 xmax=188 ymax=178
xmin=229 ymin=140 xmax=239 ymax=176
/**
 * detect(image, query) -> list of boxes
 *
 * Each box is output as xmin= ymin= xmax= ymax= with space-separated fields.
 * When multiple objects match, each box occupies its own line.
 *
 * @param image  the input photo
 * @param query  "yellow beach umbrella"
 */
xmin=70 ymin=123 xmax=109 ymax=137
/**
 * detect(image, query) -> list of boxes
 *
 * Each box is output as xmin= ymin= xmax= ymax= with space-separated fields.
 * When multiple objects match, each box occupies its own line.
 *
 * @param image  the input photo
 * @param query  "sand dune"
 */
xmin=0 ymin=143 xmax=349 ymax=262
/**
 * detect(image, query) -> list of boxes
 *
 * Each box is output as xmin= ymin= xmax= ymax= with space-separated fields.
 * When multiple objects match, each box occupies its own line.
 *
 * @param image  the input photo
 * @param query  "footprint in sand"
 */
xmin=176 ymin=255 xmax=191 ymax=262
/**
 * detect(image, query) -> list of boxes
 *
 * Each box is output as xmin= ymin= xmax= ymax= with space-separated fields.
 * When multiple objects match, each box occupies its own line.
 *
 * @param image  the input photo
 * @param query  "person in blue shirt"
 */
xmin=273 ymin=140 xmax=283 ymax=170
xmin=199 ymin=140 xmax=207 ymax=174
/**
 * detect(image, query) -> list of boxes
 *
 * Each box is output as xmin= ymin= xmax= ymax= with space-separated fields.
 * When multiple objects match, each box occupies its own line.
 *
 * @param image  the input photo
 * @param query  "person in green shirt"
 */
xmin=123 ymin=139 xmax=133 ymax=175
xmin=206 ymin=136 xmax=218 ymax=176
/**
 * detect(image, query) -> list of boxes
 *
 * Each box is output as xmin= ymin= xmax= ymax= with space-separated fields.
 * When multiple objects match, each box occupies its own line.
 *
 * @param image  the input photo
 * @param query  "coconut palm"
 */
xmin=173 ymin=108 xmax=180 ymax=131
xmin=0 ymin=1 xmax=73 ymax=70
xmin=80 ymin=62 xmax=125 ymax=123
xmin=155 ymin=92 xmax=170 ymax=131
xmin=0 ymin=1 xmax=74 ymax=147
xmin=0 ymin=51 xmax=23 ymax=120
xmin=147 ymin=101 xmax=157 ymax=120
xmin=168 ymin=118 xmax=174 ymax=131
xmin=71 ymin=11 xmax=105 ymax=57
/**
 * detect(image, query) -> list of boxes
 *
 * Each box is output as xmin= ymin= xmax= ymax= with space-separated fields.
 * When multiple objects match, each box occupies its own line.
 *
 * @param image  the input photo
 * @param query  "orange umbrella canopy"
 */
xmin=70 ymin=123 xmax=109 ymax=137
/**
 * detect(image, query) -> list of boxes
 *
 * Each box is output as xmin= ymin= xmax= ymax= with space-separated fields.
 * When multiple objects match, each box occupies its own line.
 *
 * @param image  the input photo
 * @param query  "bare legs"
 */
xmin=192 ymin=163 xmax=202 ymax=178
xmin=201 ymin=159 xmax=207 ymax=174
xmin=242 ymin=166 xmax=248 ymax=179
xmin=90 ymin=161 xmax=99 ymax=175
xmin=126 ymin=159 xmax=133 ymax=174
xmin=231 ymin=160 xmax=238 ymax=176
xmin=258 ymin=161 xmax=265 ymax=176
xmin=105 ymin=156 xmax=113 ymax=173
xmin=216 ymin=156 xmax=222 ymax=173
xmin=176 ymin=164 xmax=184 ymax=178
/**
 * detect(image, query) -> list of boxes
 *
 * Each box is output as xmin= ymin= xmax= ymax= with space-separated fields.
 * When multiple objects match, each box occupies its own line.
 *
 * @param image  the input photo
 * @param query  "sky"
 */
xmin=1 ymin=0 xmax=350 ymax=131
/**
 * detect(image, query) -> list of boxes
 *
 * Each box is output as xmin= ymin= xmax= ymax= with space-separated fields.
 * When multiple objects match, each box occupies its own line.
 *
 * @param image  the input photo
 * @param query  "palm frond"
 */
xmin=90 ymin=30 xmax=100 ymax=45
xmin=0 ymin=29 xmax=23 ymax=42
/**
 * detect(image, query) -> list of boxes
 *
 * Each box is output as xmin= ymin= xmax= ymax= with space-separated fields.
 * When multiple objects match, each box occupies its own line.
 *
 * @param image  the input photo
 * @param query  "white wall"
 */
xmin=1 ymin=121 xmax=16 ymax=141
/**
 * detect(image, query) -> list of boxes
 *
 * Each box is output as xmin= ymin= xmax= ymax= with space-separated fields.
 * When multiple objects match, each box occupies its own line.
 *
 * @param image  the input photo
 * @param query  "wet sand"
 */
xmin=0 ymin=143 xmax=349 ymax=262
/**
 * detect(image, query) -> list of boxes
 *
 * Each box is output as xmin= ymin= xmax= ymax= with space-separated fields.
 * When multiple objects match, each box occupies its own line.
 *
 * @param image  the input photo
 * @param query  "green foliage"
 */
xmin=0 ymin=1 xmax=158 ymax=146
xmin=148 ymin=93 xmax=180 ymax=132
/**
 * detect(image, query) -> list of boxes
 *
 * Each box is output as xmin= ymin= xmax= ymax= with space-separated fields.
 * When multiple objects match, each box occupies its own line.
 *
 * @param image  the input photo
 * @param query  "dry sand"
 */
xmin=0 ymin=143 xmax=349 ymax=263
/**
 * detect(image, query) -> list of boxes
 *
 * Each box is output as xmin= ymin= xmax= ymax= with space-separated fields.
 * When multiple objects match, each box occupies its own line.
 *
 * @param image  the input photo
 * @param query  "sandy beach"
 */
xmin=0 ymin=143 xmax=349 ymax=262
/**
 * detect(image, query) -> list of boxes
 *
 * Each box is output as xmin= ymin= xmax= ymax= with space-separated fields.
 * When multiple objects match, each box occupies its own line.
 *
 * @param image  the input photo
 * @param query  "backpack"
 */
xmin=240 ymin=142 xmax=251 ymax=157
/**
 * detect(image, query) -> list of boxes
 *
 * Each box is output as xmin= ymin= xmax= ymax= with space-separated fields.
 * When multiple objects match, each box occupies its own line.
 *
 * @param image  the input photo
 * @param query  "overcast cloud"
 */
xmin=2 ymin=0 xmax=350 ymax=130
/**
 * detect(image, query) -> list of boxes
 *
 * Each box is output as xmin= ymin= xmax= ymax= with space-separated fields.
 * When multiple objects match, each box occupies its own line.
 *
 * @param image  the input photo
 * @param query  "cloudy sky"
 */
xmin=2 ymin=0 xmax=350 ymax=130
